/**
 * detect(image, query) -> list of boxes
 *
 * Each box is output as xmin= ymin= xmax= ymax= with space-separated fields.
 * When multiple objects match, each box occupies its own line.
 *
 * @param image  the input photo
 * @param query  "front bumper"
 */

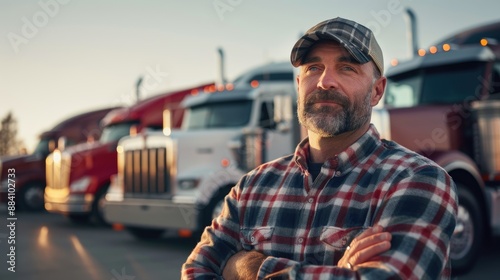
xmin=104 ymin=198 xmax=199 ymax=230
xmin=44 ymin=188 xmax=94 ymax=214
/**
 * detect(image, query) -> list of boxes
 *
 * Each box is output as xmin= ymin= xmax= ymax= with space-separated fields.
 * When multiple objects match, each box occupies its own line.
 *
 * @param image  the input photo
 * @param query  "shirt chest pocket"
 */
xmin=240 ymin=227 xmax=274 ymax=251
xmin=320 ymin=226 xmax=366 ymax=250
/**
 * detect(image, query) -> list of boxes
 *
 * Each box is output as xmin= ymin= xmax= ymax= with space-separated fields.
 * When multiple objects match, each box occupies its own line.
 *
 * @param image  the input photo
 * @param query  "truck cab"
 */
xmin=44 ymin=83 xmax=212 ymax=224
xmin=0 ymin=107 xmax=118 ymax=211
xmin=375 ymin=23 xmax=500 ymax=274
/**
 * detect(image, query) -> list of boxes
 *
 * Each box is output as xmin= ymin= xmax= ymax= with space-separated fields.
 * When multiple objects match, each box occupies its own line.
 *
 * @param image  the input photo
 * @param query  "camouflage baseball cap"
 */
xmin=290 ymin=17 xmax=384 ymax=74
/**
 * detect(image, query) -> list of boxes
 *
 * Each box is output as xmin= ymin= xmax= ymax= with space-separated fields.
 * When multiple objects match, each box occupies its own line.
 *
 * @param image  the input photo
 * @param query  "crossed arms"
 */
xmin=182 ymin=165 xmax=458 ymax=279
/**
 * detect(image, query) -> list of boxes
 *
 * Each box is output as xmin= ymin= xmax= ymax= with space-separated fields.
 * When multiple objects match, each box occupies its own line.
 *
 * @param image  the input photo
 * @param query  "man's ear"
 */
xmin=371 ymin=76 xmax=386 ymax=106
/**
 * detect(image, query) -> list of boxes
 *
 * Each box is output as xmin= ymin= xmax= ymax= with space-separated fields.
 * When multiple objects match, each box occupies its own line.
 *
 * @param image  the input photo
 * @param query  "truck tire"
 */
xmin=68 ymin=214 xmax=91 ymax=224
xmin=198 ymin=186 xmax=232 ymax=231
xmin=91 ymin=184 xmax=109 ymax=226
xmin=19 ymin=182 xmax=45 ymax=211
xmin=450 ymin=185 xmax=483 ymax=275
xmin=126 ymin=226 xmax=164 ymax=240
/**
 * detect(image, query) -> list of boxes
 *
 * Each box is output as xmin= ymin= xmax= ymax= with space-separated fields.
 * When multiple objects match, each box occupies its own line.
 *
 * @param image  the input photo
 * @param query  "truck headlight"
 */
xmin=70 ymin=176 xmax=91 ymax=192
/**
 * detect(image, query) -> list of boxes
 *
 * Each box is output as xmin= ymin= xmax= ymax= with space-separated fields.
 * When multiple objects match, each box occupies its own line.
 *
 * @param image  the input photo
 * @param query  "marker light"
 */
xmin=480 ymin=38 xmax=488 ymax=46
xmin=418 ymin=49 xmax=426 ymax=56
xmin=204 ymin=85 xmax=217 ymax=93
xmin=429 ymin=46 xmax=438 ymax=54
xmin=250 ymin=80 xmax=259 ymax=88
xmin=442 ymin=44 xmax=451 ymax=52
xmin=221 ymin=158 xmax=230 ymax=167
xmin=390 ymin=59 xmax=398 ymax=66
xmin=178 ymin=229 xmax=193 ymax=238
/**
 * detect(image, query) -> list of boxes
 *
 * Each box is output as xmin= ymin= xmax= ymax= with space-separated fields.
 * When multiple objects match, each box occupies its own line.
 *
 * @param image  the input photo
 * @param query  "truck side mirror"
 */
xmin=48 ymin=139 xmax=56 ymax=153
xmin=129 ymin=125 xmax=138 ymax=137
xmin=273 ymin=95 xmax=293 ymax=133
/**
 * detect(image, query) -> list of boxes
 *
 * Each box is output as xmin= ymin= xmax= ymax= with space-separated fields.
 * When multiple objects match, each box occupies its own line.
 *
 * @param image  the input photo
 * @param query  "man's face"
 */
xmin=296 ymin=41 xmax=385 ymax=137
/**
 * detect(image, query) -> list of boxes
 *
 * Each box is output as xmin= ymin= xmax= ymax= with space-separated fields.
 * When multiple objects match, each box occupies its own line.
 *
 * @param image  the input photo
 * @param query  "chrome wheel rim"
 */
xmin=450 ymin=204 xmax=474 ymax=259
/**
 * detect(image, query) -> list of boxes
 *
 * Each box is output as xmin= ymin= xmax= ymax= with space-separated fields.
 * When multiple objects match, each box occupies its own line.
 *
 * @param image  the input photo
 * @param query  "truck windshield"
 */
xmin=385 ymin=62 xmax=486 ymax=108
xmin=184 ymin=100 xmax=253 ymax=129
xmin=33 ymin=138 xmax=50 ymax=155
xmin=99 ymin=122 xmax=133 ymax=143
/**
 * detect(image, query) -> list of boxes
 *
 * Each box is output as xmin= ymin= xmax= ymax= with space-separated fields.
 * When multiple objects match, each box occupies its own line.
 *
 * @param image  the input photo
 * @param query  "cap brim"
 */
xmin=291 ymin=31 xmax=371 ymax=67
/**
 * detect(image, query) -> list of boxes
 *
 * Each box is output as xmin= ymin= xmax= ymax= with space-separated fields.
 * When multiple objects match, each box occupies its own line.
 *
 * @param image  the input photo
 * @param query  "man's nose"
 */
xmin=317 ymin=69 xmax=339 ymax=89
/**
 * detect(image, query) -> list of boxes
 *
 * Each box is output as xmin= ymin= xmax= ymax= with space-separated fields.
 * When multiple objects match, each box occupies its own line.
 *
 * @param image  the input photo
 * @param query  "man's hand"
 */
xmin=222 ymin=250 xmax=267 ymax=280
xmin=338 ymin=225 xmax=392 ymax=269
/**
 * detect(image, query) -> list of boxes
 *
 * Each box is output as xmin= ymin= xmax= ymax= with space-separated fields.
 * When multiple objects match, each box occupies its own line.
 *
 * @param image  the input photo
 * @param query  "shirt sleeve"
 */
xmin=256 ymin=165 xmax=458 ymax=280
xmin=181 ymin=185 xmax=243 ymax=279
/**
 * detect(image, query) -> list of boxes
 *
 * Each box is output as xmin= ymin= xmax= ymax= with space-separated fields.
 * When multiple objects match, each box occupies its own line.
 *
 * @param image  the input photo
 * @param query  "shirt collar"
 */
xmin=294 ymin=124 xmax=382 ymax=176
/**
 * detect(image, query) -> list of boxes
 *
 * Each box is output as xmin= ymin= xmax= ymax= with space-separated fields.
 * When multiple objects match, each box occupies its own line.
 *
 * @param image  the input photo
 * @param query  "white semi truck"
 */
xmin=103 ymin=62 xmax=301 ymax=238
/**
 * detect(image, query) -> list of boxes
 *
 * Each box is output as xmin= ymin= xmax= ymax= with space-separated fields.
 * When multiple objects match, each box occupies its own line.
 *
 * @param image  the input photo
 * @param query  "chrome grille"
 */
xmin=124 ymin=147 xmax=169 ymax=195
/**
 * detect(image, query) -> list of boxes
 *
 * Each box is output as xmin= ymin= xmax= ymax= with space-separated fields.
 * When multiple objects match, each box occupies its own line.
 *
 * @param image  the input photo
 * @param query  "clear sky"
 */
xmin=1 ymin=0 xmax=499 ymax=152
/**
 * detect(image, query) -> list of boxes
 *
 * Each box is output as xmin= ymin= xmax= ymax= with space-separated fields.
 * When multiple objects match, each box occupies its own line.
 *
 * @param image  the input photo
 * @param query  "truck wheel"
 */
xmin=126 ymin=227 xmax=164 ymax=240
xmin=199 ymin=186 xmax=232 ymax=230
xmin=19 ymin=182 xmax=45 ymax=211
xmin=91 ymin=185 xmax=109 ymax=226
xmin=450 ymin=185 xmax=483 ymax=275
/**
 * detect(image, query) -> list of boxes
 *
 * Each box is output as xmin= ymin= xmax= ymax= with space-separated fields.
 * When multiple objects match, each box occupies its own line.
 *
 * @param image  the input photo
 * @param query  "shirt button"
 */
xmin=335 ymin=171 xmax=342 ymax=176
xmin=250 ymin=236 xmax=255 ymax=242
xmin=297 ymin=237 xmax=304 ymax=244
xmin=307 ymin=197 xmax=314 ymax=203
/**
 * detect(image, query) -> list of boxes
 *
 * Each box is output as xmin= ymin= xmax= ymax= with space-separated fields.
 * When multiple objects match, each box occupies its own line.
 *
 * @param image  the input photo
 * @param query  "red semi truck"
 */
xmin=44 ymin=83 xmax=212 ymax=224
xmin=377 ymin=21 xmax=500 ymax=274
xmin=0 ymin=107 xmax=118 ymax=211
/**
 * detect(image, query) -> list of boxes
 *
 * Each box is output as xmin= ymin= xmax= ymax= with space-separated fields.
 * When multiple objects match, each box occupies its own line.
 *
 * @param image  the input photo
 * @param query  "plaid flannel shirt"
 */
xmin=182 ymin=125 xmax=458 ymax=279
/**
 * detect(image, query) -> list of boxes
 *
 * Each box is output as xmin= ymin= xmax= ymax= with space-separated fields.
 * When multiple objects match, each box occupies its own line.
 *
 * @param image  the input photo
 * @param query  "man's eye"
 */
xmin=307 ymin=66 xmax=320 ymax=72
xmin=341 ymin=65 xmax=356 ymax=71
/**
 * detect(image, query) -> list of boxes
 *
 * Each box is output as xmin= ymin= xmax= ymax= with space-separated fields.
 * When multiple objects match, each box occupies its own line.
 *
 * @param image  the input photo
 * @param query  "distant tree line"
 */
xmin=0 ymin=111 xmax=26 ymax=156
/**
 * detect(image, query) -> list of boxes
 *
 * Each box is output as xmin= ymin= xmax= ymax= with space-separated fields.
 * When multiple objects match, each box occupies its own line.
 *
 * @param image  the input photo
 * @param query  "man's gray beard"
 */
xmin=298 ymin=89 xmax=372 ymax=137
